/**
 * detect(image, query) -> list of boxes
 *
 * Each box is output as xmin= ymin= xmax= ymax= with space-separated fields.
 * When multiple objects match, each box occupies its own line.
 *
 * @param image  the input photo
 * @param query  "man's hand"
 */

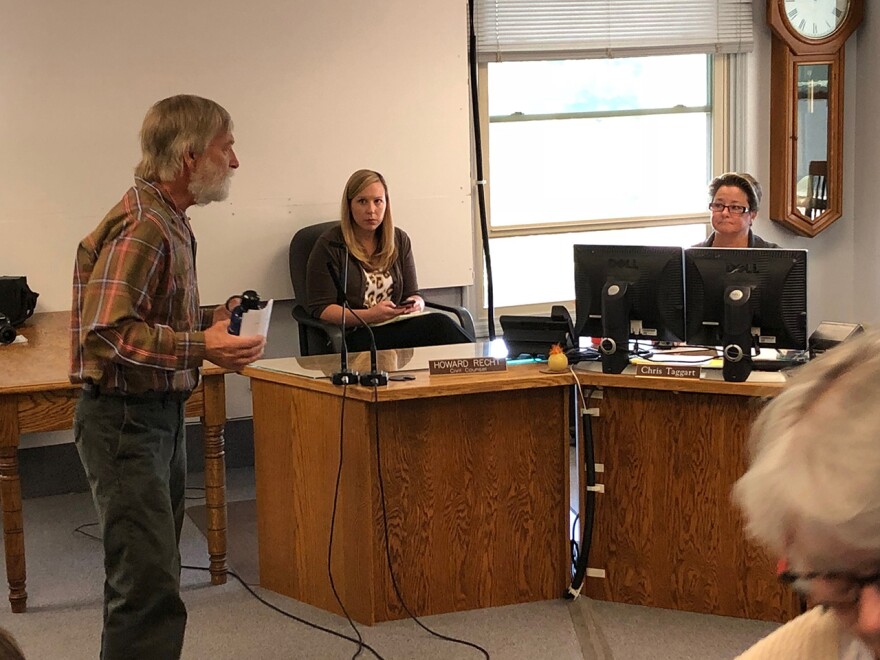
xmin=204 ymin=320 xmax=266 ymax=371
xmin=212 ymin=302 xmax=234 ymax=324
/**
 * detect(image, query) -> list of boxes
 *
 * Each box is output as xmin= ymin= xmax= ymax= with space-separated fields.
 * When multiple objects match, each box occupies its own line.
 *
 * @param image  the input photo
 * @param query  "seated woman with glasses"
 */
xmin=695 ymin=172 xmax=780 ymax=248
xmin=306 ymin=168 xmax=474 ymax=352
xmin=733 ymin=329 xmax=880 ymax=659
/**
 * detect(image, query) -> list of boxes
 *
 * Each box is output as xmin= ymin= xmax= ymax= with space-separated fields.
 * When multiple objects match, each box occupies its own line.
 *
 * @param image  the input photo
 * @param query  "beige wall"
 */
xmin=747 ymin=0 xmax=873 ymax=328
xmin=0 ymin=0 xmax=474 ymax=312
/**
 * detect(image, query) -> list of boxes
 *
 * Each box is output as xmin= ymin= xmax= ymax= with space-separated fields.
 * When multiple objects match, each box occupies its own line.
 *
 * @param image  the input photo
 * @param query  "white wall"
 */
xmin=852 ymin=1 xmax=880 ymax=325
xmin=0 ymin=0 xmax=474 ymax=311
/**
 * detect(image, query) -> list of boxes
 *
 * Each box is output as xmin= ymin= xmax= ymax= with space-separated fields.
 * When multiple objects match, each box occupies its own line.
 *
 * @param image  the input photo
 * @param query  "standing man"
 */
xmin=70 ymin=95 xmax=265 ymax=659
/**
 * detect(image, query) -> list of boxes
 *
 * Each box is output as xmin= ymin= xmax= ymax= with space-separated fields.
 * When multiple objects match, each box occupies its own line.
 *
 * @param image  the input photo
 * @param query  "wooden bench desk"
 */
xmin=572 ymin=366 xmax=799 ymax=622
xmin=0 ymin=311 xmax=230 ymax=613
xmin=243 ymin=349 xmax=574 ymax=625
xmin=242 ymin=348 xmax=799 ymax=624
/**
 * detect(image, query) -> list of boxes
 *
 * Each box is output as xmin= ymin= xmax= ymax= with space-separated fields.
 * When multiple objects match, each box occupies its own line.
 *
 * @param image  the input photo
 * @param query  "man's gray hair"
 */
xmin=134 ymin=95 xmax=232 ymax=183
xmin=733 ymin=328 xmax=880 ymax=556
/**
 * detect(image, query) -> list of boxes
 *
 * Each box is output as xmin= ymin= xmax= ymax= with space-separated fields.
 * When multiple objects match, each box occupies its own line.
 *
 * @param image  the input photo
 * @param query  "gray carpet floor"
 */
xmin=1 ymin=467 xmax=779 ymax=659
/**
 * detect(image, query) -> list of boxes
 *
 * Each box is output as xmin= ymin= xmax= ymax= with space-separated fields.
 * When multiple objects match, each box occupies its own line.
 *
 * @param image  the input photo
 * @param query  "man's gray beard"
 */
xmin=189 ymin=165 xmax=233 ymax=206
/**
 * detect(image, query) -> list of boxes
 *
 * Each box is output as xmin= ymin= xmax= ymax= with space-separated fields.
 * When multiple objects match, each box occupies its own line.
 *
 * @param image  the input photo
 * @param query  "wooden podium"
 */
xmin=244 ymin=348 xmax=573 ymax=625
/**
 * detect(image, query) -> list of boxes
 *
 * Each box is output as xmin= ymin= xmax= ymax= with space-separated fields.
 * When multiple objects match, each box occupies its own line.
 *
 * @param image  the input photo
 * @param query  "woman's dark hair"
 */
xmin=708 ymin=172 xmax=761 ymax=212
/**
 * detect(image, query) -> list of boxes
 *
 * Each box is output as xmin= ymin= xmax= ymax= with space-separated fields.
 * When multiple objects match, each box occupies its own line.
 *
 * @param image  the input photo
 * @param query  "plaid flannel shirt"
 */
xmin=69 ymin=178 xmax=214 ymax=394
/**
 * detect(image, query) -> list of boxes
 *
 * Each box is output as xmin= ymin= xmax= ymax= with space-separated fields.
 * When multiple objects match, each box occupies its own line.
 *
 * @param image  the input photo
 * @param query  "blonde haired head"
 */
xmin=339 ymin=169 xmax=396 ymax=272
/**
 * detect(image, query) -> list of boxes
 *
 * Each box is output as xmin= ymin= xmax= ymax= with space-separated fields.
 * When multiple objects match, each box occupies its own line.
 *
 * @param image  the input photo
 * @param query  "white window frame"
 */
xmin=473 ymin=53 xmax=748 ymax=320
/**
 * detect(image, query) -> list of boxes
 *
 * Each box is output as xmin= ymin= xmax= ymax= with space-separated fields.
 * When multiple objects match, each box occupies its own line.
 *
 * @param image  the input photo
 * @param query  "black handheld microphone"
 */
xmin=325 ymin=258 xmax=359 ymax=386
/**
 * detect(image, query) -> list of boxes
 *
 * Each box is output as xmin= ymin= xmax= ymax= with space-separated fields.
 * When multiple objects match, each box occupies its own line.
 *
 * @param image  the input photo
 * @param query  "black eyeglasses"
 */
xmin=780 ymin=569 xmax=880 ymax=609
xmin=708 ymin=202 xmax=749 ymax=215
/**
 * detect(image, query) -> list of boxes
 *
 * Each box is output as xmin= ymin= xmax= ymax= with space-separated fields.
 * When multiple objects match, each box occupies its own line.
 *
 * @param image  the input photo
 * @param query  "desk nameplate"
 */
xmin=429 ymin=357 xmax=507 ymax=375
xmin=635 ymin=364 xmax=701 ymax=380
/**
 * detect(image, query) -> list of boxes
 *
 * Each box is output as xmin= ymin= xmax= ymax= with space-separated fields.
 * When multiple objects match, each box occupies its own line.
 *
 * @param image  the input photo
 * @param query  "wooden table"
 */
xmin=0 ymin=311 xmax=230 ymax=613
xmin=244 ymin=349 xmax=574 ymax=625
xmin=573 ymin=367 xmax=799 ymax=622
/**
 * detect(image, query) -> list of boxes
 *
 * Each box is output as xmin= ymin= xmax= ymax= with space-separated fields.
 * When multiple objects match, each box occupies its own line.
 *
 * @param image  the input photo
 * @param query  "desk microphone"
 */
xmin=348 ymin=309 xmax=388 ymax=387
xmin=325 ymin=255 xmax=359 ymax=386
xmin=325 ymin=240 xmax=387 ymax=387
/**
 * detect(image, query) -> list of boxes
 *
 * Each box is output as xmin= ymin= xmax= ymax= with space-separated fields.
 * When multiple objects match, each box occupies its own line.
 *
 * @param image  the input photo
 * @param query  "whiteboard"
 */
xmin=0 ymin=0 xmax=474 ymax=311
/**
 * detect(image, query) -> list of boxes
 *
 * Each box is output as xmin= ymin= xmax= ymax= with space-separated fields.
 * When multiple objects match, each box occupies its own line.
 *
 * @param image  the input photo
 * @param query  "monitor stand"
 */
xmin=721 ymin=285 xmax=754 ymax=382
xmin=599 ymin=281 xmax=631 ymax=374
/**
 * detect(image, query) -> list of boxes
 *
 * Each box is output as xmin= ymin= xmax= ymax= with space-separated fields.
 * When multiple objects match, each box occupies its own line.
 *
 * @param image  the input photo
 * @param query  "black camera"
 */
xmin=0 ymin=313 xmax=16 ymax=345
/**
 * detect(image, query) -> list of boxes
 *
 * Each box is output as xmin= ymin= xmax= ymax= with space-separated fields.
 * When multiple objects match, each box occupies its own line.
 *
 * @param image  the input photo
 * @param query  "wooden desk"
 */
xmin=244 ymin=350 xmax=573 ymax=625
xmin=574 ymin=368 xmax=799 ymax=622
xmin=0 ymin=311 xmax=230 ymax=613
xmin=244 ymin=349 xmax=797 ymax=624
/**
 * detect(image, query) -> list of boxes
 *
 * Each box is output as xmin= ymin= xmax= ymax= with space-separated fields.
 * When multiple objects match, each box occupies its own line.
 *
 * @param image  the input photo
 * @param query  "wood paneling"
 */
xmin=250 ymin=379 xmax=569 ymax=624
xmin=245 ymin=349 xmax=793 ymax=623
xmin=584 ymin=387 xmax=798 ymax=621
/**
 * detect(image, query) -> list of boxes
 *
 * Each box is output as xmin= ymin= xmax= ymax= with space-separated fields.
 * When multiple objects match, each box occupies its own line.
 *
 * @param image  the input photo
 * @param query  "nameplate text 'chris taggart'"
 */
xmin=635 ymin=364 xmax=701 ymax=380
xmin=429 ymin=357 xmax=507 ymax=375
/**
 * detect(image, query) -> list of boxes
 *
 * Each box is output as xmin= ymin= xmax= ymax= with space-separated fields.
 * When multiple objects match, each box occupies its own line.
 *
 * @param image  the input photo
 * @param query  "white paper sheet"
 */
xmin=239 ymin=299 xmax=273 ymax=338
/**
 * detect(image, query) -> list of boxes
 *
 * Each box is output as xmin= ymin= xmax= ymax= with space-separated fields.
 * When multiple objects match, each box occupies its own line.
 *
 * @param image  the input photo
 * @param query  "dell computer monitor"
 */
xmin=573 ymin=244 xmax=685 ymax=374
xmin=684 ymin=247 xmax=807 ymax=381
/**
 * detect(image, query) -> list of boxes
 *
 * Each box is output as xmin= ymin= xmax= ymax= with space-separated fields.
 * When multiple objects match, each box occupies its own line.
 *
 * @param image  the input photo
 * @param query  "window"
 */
xmin=472 ymin=0 xmax=754 ymax=316
xmin=483 ymin=55 xmax=718 ymax=311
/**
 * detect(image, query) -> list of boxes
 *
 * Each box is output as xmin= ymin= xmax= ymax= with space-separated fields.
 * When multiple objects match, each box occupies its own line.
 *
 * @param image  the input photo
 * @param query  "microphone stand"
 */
xmin=327 ymin=251 xmax=358 ymax=386
xmin=326 ymin=239 xmax=388 ymax=387
xmin=345 ymin=307 xmax=388 ymax=387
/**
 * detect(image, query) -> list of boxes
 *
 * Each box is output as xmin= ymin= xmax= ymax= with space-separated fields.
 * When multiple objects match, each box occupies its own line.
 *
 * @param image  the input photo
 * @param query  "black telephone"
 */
xmin=550 ymin=305 xmax=576 ymax=349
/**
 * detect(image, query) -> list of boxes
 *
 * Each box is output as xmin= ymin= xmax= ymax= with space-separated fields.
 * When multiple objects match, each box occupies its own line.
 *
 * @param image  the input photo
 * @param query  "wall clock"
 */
xmin=767 ymin=0 xmax=864 ymax=237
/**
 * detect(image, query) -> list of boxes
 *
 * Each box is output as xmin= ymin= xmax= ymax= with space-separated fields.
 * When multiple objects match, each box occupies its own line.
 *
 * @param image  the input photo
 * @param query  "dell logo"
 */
xmin=609 ymin=258 xmax=638 ymax=269
xmin=726 ymin=263 xmax=759 ymax=274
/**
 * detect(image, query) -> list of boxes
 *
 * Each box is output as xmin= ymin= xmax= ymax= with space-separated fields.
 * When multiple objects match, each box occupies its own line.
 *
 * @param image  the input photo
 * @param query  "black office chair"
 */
xmin=288 ymin=221 xmax=476 ymax=356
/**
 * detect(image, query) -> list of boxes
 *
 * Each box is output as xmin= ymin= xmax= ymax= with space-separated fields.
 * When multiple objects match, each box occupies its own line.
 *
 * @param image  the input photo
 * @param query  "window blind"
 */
xmin=475 ymin=0 xmax=754 ymax=62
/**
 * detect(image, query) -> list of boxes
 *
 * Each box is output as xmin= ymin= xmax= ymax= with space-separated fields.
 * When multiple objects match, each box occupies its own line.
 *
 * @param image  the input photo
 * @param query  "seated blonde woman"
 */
xmin=306 ymin=169 xmax=473 ymax=352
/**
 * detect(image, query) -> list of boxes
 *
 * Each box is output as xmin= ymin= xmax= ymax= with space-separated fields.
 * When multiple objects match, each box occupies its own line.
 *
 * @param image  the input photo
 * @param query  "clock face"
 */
xmin=783 ymin=0 xmax=851 ymax=40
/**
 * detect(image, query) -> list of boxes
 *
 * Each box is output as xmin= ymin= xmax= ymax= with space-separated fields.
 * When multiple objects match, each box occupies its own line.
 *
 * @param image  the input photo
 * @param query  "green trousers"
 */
xmin=74 ymin=391 xmax=188 ymax=660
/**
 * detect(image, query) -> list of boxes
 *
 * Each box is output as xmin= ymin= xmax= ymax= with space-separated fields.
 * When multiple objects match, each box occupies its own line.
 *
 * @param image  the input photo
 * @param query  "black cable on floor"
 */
xmin=182 ymin=565 xmax=387 ymax=659
xmin=74 ymin=521 xmax=386 ymax=657
xmin=73 ymin=521 xmax=101 ymax=542
xmin=327 ymin=384 xmax=370 ymax=659
xmin=370 ymin=386 xmax=491 ymax=660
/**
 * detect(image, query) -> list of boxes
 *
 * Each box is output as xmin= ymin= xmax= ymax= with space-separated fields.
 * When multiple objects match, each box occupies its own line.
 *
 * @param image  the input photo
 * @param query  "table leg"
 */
xmin=201 ymin=375 xmax=228 ymax=585
xmin=0 ymin=396 xmax=26 ymax=612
